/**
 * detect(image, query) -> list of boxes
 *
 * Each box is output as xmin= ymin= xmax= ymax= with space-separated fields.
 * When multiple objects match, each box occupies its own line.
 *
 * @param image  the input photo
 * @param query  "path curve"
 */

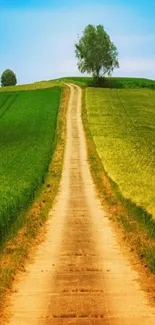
xmin=6 ymin=84 xmax=155 ymax=325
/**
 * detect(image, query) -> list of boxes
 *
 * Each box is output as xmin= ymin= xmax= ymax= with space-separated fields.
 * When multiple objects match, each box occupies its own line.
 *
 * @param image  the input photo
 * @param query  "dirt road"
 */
xmin=7 ymin=84 xmax=155 ymax=325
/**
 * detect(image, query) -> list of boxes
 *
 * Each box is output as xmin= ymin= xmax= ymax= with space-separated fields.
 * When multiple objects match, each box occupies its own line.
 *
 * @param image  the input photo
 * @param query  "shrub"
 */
xmin=1 ymin=69 xmax=17 ymax=87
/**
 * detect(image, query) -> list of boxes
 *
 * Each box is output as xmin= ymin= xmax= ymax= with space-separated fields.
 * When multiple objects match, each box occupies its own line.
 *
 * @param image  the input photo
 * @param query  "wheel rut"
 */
xmin=7 ymin=84 xmax=155 ymax=325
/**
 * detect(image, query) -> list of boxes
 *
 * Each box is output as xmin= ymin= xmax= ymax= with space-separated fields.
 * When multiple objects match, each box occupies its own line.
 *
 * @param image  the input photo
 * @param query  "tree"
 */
xmin=1 ymin=69 xmax=17 ymax=87
xmin=75 ymin=24 xmax=119 ymax=83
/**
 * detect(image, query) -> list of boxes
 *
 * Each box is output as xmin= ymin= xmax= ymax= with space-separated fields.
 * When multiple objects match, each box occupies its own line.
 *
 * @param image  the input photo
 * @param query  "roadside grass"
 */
xmin=82 ymin=88 xmax=155 ymax=276
xmin=0 ymin=87 xmax=61 ymax=242
xmin=0 ymin=86 xmax=69 ymax=319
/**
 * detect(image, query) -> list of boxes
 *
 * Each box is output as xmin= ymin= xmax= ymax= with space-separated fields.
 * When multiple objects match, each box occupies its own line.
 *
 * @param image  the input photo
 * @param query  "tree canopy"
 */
xmin=75 ymin=24 xmax=119 ymax=82
xmin=1 ymin=69 xmax=17 ymax=87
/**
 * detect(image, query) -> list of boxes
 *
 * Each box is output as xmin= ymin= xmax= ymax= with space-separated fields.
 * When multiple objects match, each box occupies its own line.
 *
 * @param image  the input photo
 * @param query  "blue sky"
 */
xmin=0 ymin=0 xmax=155 ymax=84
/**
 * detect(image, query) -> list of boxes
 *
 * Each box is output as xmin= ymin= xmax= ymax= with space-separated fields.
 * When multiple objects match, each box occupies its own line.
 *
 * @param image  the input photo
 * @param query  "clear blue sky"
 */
xmin=0 ymin=0 xmax=155 ymax=84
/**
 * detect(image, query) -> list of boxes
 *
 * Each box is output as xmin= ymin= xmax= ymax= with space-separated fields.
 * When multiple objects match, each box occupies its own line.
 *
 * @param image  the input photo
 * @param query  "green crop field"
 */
xmin=0 ymin=87 xmax=61 ymax=241
xmin=85 ymin=88 xmax=155 ymax=219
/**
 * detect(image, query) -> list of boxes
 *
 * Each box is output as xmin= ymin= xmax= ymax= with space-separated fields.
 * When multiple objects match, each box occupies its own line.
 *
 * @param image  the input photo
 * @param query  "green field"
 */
xmin=0 ymin=87 xmax=61 ymax=241
xmin=58 ymin=76 xmax=155 ymax=89
xmin=85 ymin=88 xmax=155 ymax=219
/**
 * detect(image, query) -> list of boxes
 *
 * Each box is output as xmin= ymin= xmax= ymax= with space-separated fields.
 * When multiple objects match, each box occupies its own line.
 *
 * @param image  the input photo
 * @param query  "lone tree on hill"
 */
xmin=1 ymin=69 xmax=17 ymax=87
xmin=75 ymin=24 xmax=119 ymax=83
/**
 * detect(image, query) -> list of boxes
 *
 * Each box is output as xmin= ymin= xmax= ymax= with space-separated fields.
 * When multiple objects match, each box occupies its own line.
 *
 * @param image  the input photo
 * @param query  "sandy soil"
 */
xmin=6 ymin=84 xmax=155 ymax=325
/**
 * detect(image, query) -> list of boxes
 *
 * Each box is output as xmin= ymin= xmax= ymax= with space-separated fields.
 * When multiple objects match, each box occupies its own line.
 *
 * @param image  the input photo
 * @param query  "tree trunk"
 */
xmin=96 ymin=70 xmax=100 ymax=84
xmin=93 ymin=69 xmax=100 ymax=86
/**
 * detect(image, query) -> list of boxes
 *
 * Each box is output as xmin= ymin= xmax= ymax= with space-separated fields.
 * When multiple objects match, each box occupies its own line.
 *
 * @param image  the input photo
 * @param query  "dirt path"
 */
xmin=6 ymin=84 xmax=155 ymax=325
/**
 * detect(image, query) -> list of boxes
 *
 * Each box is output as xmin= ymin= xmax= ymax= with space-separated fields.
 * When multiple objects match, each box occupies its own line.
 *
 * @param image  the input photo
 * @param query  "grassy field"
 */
xmin=0 ymin=80 xmax=60 ymax=92
xmin=0 ymin=87 xmax=61 ymax=242
xmin=58 ymin=76 xmax=155 ymax=89
xmin=85 ymin=88 xmax=155 ymax=219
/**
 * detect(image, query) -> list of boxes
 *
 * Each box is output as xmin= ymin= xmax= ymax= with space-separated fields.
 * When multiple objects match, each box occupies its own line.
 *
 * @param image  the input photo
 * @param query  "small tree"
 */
xmin=75 ymin=24 xmax=119 ymax=83
xmin=1 ymin=69 xmax=17 ymax=87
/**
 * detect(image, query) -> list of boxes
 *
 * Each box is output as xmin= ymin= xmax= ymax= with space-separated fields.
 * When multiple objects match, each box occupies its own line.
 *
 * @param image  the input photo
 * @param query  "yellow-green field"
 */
xmin=86 ymin=88 xmax=155 ymax=219
xmin=0 ymin=80 xmax=61 ymax=92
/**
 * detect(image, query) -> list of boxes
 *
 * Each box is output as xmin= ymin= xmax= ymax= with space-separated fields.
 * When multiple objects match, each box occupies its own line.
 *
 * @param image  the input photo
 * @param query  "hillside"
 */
xmin=58 ymin=76 xmax=155 ymax=89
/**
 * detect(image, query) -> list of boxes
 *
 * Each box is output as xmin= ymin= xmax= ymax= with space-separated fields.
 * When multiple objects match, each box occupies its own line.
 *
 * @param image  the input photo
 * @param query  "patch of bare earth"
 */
xmin=4 ymin=85 xmax=155 ymax=325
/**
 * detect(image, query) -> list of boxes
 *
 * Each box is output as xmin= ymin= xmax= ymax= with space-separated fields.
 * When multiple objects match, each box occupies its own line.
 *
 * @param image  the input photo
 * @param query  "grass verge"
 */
xmin=82 ymin=88 xmax=155 ymax=298
xmin=0 ymin=85 xmax=69 ymax=321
